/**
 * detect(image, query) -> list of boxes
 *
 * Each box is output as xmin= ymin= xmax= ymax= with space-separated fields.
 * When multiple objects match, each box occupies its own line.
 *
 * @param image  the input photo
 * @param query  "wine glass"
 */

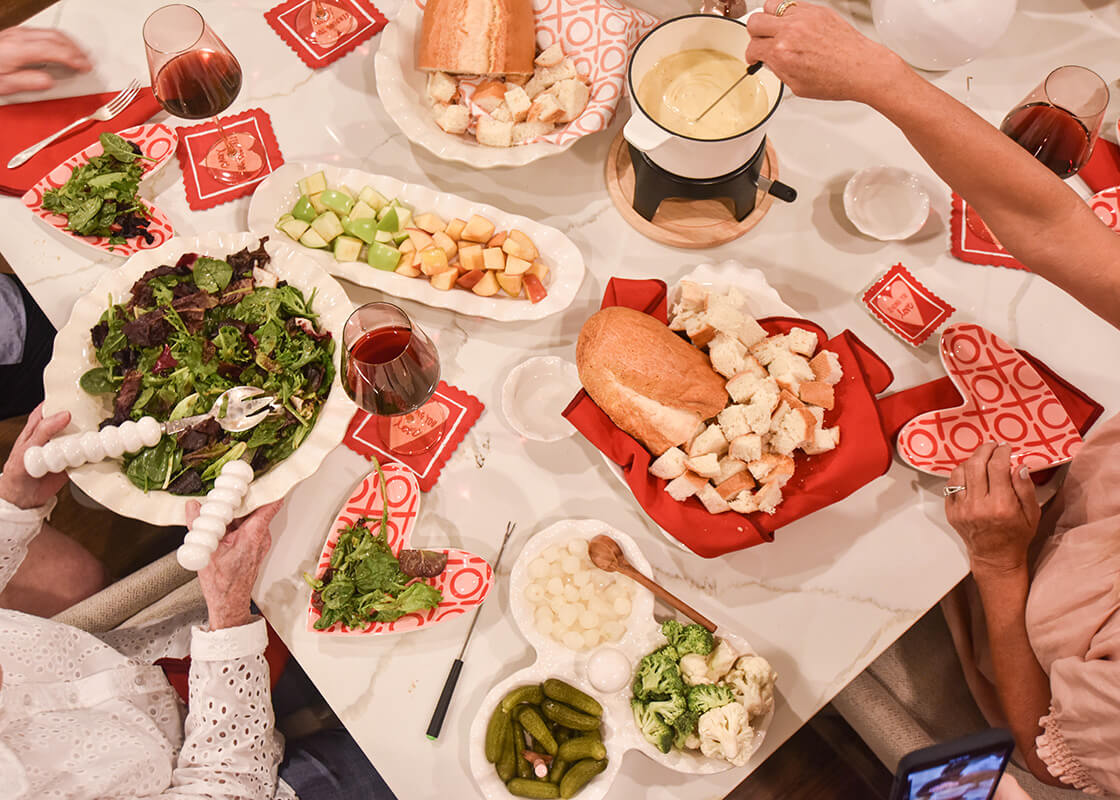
xmin=143 ymin=4 xmax=262 ymax=185
xmin=342 ymin=302 xmax=446 ymax=457
xmin=967 ymin=64 xmax=1108 ymax=244
xmin=297 ymin=0 xmax=359 ymax=48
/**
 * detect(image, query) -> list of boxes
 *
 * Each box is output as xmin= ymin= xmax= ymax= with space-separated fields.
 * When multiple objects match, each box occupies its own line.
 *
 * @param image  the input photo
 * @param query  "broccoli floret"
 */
xmin=687 ymin=683 xmax=736 ymax=715
xmin=662 ymin=620 xmax=715 ymax=657
xmin=654 ymin=643 xmax=679 ymax=662
xmin=647 ymin=693 xmax=687 ymax=725
xmin=632 ymin=699 xmax=674 ymax=753
xmin=632 ymin=650 xmax=685 ymax=701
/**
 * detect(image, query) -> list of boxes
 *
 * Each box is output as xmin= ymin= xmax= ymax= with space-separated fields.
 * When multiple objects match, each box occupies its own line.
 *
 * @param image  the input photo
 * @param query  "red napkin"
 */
xmin=1080 ymin=138 xmax=1120 ymax=194
xmin=562 ymin=278 xmax=896 ymax=558
xmin=0 ymin=88 xmax=162 ymax=195
xmin=342 ymin=382 xmax=484 ymax=491
xmin=878 ymin=351 xmax=1103 ymax=485
xmin=949 ymin=192 xmax=1029 ymax=271
xmin=175 ymin=108 xmax=284 ymax=210
xmin=264 ymin=0 xmax=388 ymax=69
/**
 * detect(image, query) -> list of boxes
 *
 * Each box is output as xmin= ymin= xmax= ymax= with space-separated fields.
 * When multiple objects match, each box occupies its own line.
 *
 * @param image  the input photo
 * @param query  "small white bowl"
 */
xmin=501 ymin=356 xmax=580 ymax=442
xmin=843 ymin=166 xmax=931 ymax=240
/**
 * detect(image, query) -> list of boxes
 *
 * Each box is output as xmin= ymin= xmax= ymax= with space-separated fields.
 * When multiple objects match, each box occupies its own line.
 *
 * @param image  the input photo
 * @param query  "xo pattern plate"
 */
xmin=897 ymin=323 xmax=1084 ymax=476
xmin=1089 ymin=185 xmax=1120 ymax=233
xmin=308 ymin=463 xmax=494 ymax=635
xmin=467 ymin=519 xmax=773 ymax=800
xmin=21 ymin=123 xmax=177 ymax=257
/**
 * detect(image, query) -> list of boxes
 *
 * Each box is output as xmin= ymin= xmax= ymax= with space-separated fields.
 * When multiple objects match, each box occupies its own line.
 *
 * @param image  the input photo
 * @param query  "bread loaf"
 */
xmin=417 ymin=0 xmax=536 ymax=77
xmin=577 ymin=307 xmax=728 ymax=456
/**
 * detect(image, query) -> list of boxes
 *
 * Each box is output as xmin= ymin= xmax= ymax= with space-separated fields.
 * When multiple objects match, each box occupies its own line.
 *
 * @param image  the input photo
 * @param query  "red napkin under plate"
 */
xmin=0 ymin=88 xmax=162 ymax=195
xmin=563 ymin=278 xmax=896 ymax=559
xmin=1079 ymin=136 xmax=1120 ymax=194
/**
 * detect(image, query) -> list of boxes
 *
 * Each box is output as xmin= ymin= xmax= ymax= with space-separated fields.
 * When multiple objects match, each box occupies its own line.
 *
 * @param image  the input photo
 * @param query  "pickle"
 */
xmin=507 ymin=777 xmax=561 ymax=799
xmin=542 ymin=679 xmax=603 ymax=718
xmin=549 ymin=757 xmax=569 ymax=784
xmin=517 ymin=706 xmax=558 ymax=755
xmin=513 ymin=720 xmax=532 ymax=779
xmin=499 ymin=684 xmax=545 ymax=714
xmin=559 ymin=758 xmax=608 ymax=798
xmin=540 ymin=699 xmax=601 ymax=731
xmin=556 ymin=736 xmax=607 ymax=763
xmin=485 ymin=707 xmax=510 ymax=763
xmin=554 ymin=727 xmax=572 ymax=745
xmin=496 ymin=716 xmax=517 ymax=782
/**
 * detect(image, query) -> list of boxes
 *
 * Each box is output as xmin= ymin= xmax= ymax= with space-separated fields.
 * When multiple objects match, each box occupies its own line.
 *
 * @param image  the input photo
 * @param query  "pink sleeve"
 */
xmin=1035 ymin=651 xmax=1120 ymax=796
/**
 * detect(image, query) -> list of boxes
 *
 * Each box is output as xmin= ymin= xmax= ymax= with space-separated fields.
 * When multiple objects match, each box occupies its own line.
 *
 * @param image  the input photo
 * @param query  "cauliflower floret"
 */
xmin=725 ymin=654 xmax=777 ymax=719
xmin=697 ymin=702 xmax=756 ymax=766
xmin=684 ymin=733 xmax=701 ymax=750
xmin=679 ymin=653 xmax=713 ymax=686
xmin=705 ymin=639 xmax=739 ymax=682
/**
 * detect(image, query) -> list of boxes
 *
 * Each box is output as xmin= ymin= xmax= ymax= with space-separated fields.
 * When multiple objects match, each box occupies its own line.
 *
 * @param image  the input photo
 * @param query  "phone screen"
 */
xmin=904 ymin=750 xmax=1007 ymax=800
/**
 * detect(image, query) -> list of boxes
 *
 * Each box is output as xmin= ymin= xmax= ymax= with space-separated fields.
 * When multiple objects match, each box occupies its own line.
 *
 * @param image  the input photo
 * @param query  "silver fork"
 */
xmin=7 ymin=80 xmax=143 ymax=169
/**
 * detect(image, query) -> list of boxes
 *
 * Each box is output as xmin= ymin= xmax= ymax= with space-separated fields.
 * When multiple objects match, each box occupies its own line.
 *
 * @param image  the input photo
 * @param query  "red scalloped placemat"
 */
xmin=949 ymin=192 xmax=1028 ymax=271
xmin=342 ymin=382 xmax=484 ymax=491
xmin=175 ymin=108 xmax=284 ymax=211
xmin=264 ymin=0 xmax=387 ymax=69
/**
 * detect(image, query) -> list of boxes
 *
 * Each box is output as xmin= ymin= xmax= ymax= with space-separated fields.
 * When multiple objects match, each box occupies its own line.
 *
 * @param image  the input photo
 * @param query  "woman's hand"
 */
xmin=745 ymin=0 xmax=909 ymax=104
xmin=0 ymin=405 xmax=71 ymax=510
xmin=188 ymin=500 xmax=284 ymax=631
xmin=944 ymin=443 xmax=1041 ymax=577
xmin=0 ymin=28 xmax=91 ymax=95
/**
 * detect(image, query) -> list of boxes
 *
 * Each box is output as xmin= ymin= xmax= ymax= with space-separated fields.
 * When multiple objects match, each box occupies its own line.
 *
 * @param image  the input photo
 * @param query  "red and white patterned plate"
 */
xmin=21 ymin=123 xmax=177 ymax=257
xmin=896 ymin=323 xmax=1084 ymax=477
xmin=1089 ymin=185 xmax=1120 ymax=232
xmin=307 ymin=463 xmax=494 ymax=635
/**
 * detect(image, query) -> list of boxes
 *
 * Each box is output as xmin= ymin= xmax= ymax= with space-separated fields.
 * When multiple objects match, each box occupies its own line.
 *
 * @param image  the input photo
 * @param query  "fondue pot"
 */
xmin=624 ymin=13 xmax=784 ymax=181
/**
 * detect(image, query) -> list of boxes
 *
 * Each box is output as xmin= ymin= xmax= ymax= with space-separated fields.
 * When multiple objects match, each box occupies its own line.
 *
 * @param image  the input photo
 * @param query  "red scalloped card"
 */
xmin=175 ymin=108 xmax=284 ymax=211
xmin=264 ymin=0 xmax=387 ymax=69
xmin=343 ymin=382 xmax=484 ymax=491
xmin=950 ymin=192 xmax=1029 ymax=271
xmin=862 ymin=263 xmax=954 ymax=347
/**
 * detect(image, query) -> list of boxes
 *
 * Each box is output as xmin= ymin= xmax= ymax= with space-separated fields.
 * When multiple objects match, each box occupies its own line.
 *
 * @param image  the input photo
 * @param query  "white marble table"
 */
xmin=4 ymin=1 xmax=1119 ymax=798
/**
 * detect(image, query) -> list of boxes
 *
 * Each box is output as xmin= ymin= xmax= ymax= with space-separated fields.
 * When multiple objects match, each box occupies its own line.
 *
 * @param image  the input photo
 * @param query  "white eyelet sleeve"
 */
xmin=160 ymin=617 xmax=286 ymax=800
xmin=0 ymin=492 xmax=55 ymax=592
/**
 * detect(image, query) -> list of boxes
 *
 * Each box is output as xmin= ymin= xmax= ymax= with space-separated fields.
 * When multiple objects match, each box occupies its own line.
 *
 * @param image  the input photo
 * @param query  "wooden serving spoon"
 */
xmin=588 ymin=534 xmax=718 ymax=634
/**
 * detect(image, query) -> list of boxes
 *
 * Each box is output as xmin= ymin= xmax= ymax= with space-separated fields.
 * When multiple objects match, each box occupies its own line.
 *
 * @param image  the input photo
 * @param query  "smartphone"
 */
xmin=890 ymin=729 xmax=1015 ymax=800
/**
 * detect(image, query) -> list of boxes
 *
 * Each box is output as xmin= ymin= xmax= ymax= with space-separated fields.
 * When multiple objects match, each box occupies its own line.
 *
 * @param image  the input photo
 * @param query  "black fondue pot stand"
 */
xmin=627 ymin=136 xmax=771 ymax=222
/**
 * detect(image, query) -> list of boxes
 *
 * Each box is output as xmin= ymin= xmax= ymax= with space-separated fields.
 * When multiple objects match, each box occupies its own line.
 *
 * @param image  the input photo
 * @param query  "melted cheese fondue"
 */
xmin=636 ymin=49 xmax=770 ymax=140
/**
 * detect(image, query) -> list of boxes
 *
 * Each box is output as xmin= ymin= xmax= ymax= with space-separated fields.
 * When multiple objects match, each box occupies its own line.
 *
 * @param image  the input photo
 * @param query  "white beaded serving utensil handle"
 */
xmin=176 ymin=459 xmax=255 ymax=570
xmin=23 ymin=386 xmax=276 ymax=478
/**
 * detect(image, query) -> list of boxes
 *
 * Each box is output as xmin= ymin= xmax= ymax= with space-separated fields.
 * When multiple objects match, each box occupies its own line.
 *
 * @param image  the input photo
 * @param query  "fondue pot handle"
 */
xmin=623 ymin=112 xmax=672 ymax=153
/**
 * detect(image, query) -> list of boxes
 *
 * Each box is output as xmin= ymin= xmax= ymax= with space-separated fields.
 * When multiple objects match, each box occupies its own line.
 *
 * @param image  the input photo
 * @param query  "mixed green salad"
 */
xmin=306 ymin=464 xmax=444 ymax=630
xmin=42 ymin=132 xmax=155 ymax=246
xmin=81 ymin=237 xmax=335 ymax=495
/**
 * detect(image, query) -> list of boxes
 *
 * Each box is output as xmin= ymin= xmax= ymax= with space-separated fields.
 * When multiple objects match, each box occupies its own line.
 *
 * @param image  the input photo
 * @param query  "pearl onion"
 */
xmin=177 ymin=543 xmax=212 ymax=571
xmin=118 ymin=420 xmax=143 ymax=453
xmin=100 ymin=426 xmax=124 ymax=458
xmin=562 ymin=631 xmax=584 ymax=650
xmin=78 ymin=431 xmax=105 ymax=462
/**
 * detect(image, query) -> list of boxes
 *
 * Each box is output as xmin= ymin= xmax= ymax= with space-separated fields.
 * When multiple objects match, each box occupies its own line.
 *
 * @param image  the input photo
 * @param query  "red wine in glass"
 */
xmin=342 ymin=304 xmax=445 ymax=456
xmin=1000 ymin=103 xmax=1091 ymax=180
xmin=154 ymin=49 xmax=242 ymax=119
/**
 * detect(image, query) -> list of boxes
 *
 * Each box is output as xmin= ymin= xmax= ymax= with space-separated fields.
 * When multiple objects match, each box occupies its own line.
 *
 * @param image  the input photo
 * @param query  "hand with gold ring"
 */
xmin=745 ymin=0 xmax=908 ymax=103
xmin=943 ymin=442 xmax=1041 ymax=577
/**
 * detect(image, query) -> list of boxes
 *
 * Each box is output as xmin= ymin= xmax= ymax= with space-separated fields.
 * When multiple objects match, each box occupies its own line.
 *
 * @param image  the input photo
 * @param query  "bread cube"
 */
xmin=705 ymin=295 xmax=747 ymax=336
xmin=687 ymin=423 xmax=728 ymax=458
xmin=650 ymin=447 xmax=688 ymax=480
xmin=810 ymin=350 xmax=844 ymax=385
xmin=675 ymin=281 xmax=709 ymax=315
xmin=717 ymin=404 xmax=754 ymax=442
xmin=512 ymin=121 xmax=553 ymax=145
xmin=535 ymin=58 xmax=578 ymax=90
xmin=471 ymin=79 xmax=507 ymax=113
xmin=769 ymin=401 xmax=791 ymax=434
xmin=768 ymin=350 xmax=815 ymax=389
xmin=669 ymin=309 xmax=693 ymax=332
xmin=708 ymin=334 xmax=749 ymax=378
xmin=729 ymin=491 xmax=760 ymax=514
xmin=748 ymin=453 xmax=793 ymax=483
xmin=714 ymin=456 xmax=747 ymax=486
xmin=528 ymin=92 xmax=564 ymax=124
xmin=476 ymin=116 xmax=513 ymax=147
xmin=523 ymin=72 xmax=549 ymax=100
xmin=787 ymin=327 xmax=818 ymax=357
xmin=802 ymin=425 xmax=841 ymax=455
xmin=489 ymin=102 xmax=514 ymax=122
xmin=807 ymin=406 xmax=825 ymax=426
xmin=697 ymin=483 xmax=732 ymax=514
xmin=772 ymin=407 xmax=817 ymax=456
xmin=779 ymin=389 xmax=806 ymax=411
xmin=665 ymin=471 xmax=707 ymax=501
xmin=504 ymin=85 xmax=532 ymax=122
xmin=549 ymin=79 xmax=589 ymax=123
xmin=716 ymin=471 xmax=755 ymax=501
xmin=535 ymin=43 xmax=565 ymax=67
xmin=798 ymin=380 xmax=835 ymax=410
xmin=433 ymin=103 xmax=470 ymax=135
xmin=745 ymin=382 xmax=780 ymax=435
xmin=736 ymin=316 xmax=768 ymax=348
xmin=729 ymin=433 xmax=763 ymax=463
xmin=724 ymin=287 xmax=749 ymax=308
xmin=427 ymin=71 xmax=459 ymax=104
xmin=726 ymin=361 xmax=769 ymax=403
xmin=750 ymin=335 xmax=789 ymax=366
xmin=686 ymin=453 xmax=722 ymax=479
xmin=755 ymin=481 xmax=784 ymax=514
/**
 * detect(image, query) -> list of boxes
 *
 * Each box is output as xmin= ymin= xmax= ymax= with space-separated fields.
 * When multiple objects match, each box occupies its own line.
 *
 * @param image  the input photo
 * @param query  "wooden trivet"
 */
xmin=604 ymin=131 xmax=778 ymax=249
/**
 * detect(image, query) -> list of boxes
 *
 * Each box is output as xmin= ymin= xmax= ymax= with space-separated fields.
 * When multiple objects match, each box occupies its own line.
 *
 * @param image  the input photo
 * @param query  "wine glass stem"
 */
xmin=212 ymin=114 xmax=245 ymax=168
xmin=311 ymin=0 xmax=328 ymax=24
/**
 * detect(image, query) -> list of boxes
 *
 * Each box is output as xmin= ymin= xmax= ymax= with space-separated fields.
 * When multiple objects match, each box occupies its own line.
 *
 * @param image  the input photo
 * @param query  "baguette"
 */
xmin=418 ymin=0 xmax=535 ymax=77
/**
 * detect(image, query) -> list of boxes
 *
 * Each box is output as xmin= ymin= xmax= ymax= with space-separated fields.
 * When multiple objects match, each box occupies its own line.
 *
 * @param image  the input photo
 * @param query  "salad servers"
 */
xmin=23 ymin=386 xmax=276 ymax=479
xmin=177 ymin=459 xmax=255 ymax=571
xmin=7 ymin=80 xmax=142 ymax=169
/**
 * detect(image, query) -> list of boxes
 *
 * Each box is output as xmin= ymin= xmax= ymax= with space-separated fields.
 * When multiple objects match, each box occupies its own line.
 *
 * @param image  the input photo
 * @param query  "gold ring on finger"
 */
xmin=774 ymin=0 xmax=798 ymax=16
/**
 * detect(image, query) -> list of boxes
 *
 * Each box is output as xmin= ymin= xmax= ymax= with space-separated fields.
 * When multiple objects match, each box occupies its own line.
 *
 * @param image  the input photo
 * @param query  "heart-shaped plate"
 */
xmin=21 ymin=123 xmax=177 ymax=257
xmin=307 ymin=463 xmax=494 ymax=635
xmin=897 ymin=323 xmax=1084 ymax=477
xmin=1089 ymin=185 xmax=1120 ymax=233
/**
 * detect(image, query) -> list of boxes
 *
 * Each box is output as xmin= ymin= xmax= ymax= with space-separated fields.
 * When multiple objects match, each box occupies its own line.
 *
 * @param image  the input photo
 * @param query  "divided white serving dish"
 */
xmin=41 ymin=232 xmax=355 ymax=526
xmin=247 ymin=161 xmax=586 ymax=321
xmin=468 ymin=519 xmax=773 ymax=800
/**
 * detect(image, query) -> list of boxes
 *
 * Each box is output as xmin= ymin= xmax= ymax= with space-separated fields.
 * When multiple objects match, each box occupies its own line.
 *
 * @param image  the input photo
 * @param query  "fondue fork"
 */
xmin=693 ymin=61 xmax=765 ymax=123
